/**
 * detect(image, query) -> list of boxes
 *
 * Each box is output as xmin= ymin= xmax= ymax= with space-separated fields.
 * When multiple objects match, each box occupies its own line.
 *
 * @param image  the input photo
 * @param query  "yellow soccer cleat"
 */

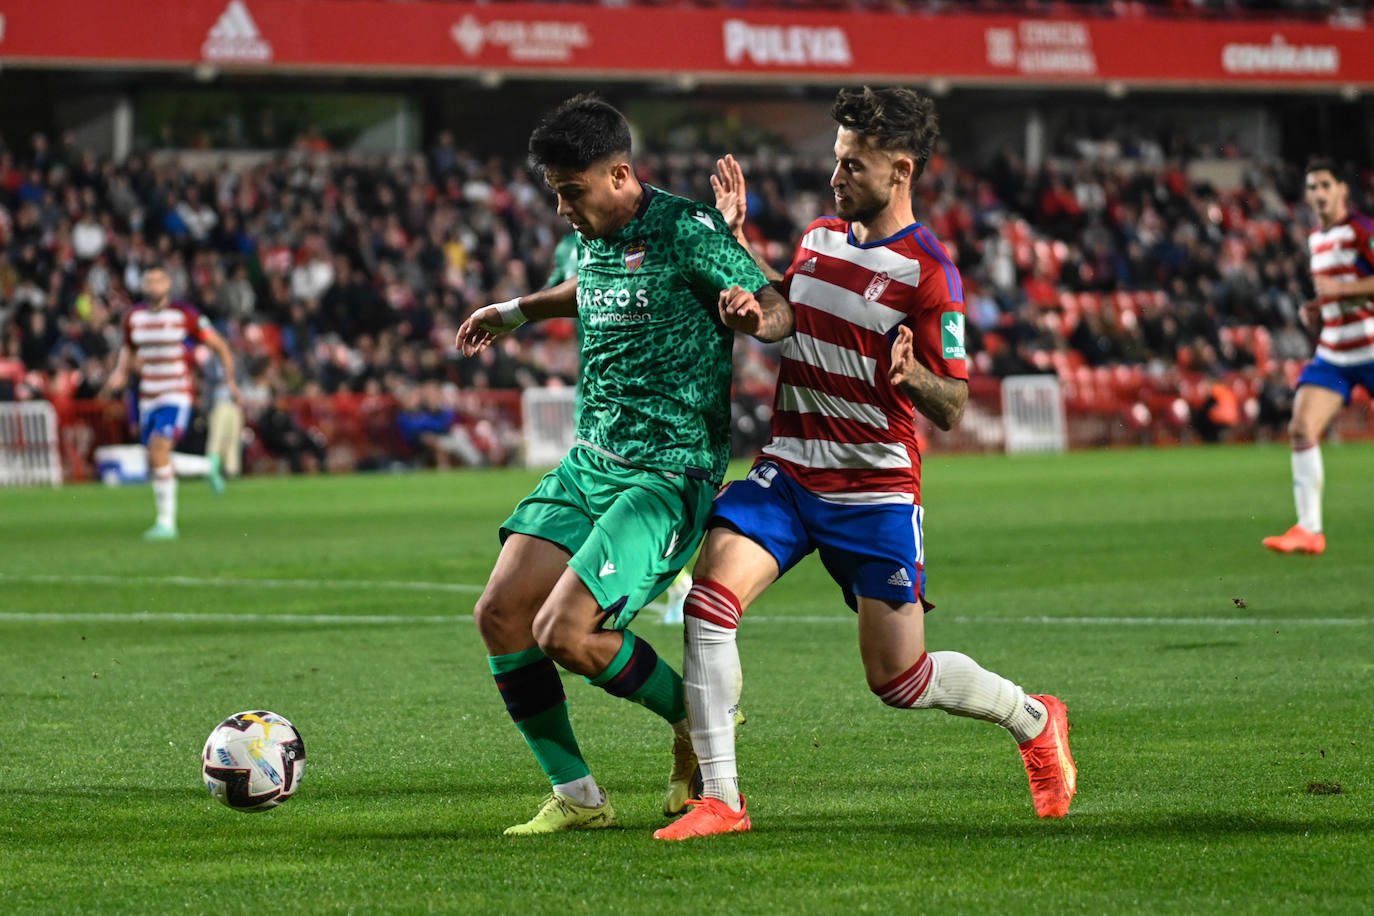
xmin=503 ymin=791 xmax=618 ymax=836
xmin=664 ymin=732 xmax=703 ymax=817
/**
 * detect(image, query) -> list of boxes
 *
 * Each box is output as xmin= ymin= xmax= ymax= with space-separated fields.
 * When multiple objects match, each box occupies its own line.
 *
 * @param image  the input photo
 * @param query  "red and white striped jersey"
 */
xmin=760 ymin=218 xmax=967 ymax=505
xmin=123 ymin=302 xmax=208 ymax=408
xmin=1309 ymin=213 xmax=1374 ymax=366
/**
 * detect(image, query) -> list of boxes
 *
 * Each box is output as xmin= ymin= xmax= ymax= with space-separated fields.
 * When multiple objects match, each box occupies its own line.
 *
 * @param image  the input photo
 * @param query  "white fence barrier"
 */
xmin=0 ymin=401 xmax=63 ymax=486
xmin=521 ymin=387 xmax=578 ymax=469
xmin=1001 ymin=375 xmax=1067 ymax=453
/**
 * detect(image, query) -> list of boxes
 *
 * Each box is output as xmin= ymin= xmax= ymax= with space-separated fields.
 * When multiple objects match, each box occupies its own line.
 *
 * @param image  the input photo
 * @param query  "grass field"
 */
xmin=2 ymin=442 xmax=1371 ymax=914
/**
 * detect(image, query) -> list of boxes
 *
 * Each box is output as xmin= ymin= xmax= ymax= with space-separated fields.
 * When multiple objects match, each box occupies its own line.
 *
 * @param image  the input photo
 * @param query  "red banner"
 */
xmin=1 ymin=0 xmax=1371 ymax=88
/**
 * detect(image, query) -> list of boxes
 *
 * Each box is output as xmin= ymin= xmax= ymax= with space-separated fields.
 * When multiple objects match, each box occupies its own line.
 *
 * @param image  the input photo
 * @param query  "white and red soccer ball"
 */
xmin=202 ymin=710 xmax=305 ymax=811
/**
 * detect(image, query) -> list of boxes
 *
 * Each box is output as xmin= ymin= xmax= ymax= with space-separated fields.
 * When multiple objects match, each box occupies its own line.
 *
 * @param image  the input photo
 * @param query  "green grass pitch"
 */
xmin=1 ymin=443 xmax=1371 ymax=914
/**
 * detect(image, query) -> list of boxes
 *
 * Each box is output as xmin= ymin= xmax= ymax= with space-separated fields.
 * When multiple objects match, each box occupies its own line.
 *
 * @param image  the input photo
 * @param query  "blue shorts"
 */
xmin=1298 ymin=356 xmax=1374 ymax=405
xmin=139 ymin=403 xmax=191 ymax=445
xmin=708 ymin=461 xmax=926 ymax=611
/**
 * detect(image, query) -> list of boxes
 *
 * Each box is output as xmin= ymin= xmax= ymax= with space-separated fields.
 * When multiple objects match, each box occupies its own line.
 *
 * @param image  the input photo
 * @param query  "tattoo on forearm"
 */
xmin=754 ymin=292 xmax=795 ymax=342
xmin=899 ymin=365 xmax=967 ymax=431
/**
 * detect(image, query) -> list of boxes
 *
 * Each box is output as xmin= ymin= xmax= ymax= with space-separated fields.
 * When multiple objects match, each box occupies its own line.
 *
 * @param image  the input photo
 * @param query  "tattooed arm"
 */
xmin=888 ymin=326 xmax=968 ymax=431
xmin=719 ymin=284 xmax=795 ymax=343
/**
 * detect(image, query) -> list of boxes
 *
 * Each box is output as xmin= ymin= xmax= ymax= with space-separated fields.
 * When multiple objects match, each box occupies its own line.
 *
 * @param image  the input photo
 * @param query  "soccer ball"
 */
xmin=201 ymin=710 xmax=306 ymax=811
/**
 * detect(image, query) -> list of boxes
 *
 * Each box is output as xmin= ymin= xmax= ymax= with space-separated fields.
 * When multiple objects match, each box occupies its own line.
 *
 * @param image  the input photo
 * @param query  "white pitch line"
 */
xmin=0 ymin=573 xmax=1367 ymax=627
xmin=748 ymin=615 xmax=1372 ymax=626
xmin=0 ymin=572 xmax=483 ymax=594
xmin=0 ymin=610 xmax=1367 ymax=627
xmin=0 ymin=611 xmax=462 ymax=625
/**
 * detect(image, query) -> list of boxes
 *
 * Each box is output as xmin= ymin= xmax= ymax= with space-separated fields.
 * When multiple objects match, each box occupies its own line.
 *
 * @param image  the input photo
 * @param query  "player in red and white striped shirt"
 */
xmin=656 ymin=88 xmax=1075 ymax=841
xmin=1264 ymin=159 xmax=1374 ymax=556
xmin=103 ymin=263 xmax=240 ymax=539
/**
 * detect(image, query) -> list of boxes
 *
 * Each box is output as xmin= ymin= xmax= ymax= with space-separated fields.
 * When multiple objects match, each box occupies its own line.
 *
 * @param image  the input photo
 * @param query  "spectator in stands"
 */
xmin=395 ymin=380 xmax=485 ymax=468
xmin=256 ymin=387 xmax=327 ymax=473
xmin=1190 ymin=375 xmax=1241 ymax=443
xmin=213 ymin=261 xmax=257 ymax=322
xmin=0 ymin=114 xmax=1361 ymax=462
xmin=1256 ymin=364 xmax=1295 ymax=441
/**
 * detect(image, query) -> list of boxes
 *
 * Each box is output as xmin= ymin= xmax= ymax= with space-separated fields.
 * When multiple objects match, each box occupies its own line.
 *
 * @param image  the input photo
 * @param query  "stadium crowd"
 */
xmin=0 ymin=121 xmax=1354 ymax=470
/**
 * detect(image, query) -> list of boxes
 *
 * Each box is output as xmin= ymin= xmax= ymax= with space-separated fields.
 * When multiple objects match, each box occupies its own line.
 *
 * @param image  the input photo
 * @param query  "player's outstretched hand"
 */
xmin=719 ymin=285 xmax=763 ymax=335
xmin=455 ymin=306 xmax=505 ymax=357
xmin=888 ymin=325 xmax=917 ymax=387
xmin=711 ymin=154 xmax=748 ymax=238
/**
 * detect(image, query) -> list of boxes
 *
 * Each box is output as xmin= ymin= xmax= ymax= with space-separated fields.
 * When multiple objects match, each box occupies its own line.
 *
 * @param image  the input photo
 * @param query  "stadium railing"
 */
xmin=32 ymin=363 xmax=1374 ymax=483
xmin=0 ymin=401 xmax=63 ymax=487
xmin=49 ymin=389 xmax=523 ymax=482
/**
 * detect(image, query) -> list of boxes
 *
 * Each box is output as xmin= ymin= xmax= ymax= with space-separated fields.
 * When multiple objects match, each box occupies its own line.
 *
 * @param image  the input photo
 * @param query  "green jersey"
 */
xmin=545 ymin=231 xmax=583 ymax=289
xmin=574 ymin=185 xmax=766 ymax=483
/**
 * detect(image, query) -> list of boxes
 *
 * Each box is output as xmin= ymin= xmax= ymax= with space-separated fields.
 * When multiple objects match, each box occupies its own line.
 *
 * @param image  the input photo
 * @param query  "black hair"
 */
xmin=528 ymin=94 xmax=632 ymax=176
xmin=1305 ymin=157 xmax=1345 ymax=185
xmin=831 ymin=86 xmax=940 ymax=181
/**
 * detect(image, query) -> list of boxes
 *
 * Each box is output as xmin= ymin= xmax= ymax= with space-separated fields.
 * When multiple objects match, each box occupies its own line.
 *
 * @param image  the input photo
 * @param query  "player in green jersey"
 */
xmin=543 ymin=228 xmax=696 ymax=625
xmin=455 ymin=94 xmax=793 ymax=836
xmin=544 ymin=230 xmax=582 ymax=289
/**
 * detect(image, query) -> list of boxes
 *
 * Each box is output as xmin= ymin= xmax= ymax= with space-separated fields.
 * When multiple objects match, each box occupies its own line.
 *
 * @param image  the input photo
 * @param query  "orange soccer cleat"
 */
xmin=1018 ymin=695 xmax=1077 ymax=818
xmin=1262 ymin=525 xmax=1325 ymax=555
xmin=653 ymin=795 xmax=751 ymax=840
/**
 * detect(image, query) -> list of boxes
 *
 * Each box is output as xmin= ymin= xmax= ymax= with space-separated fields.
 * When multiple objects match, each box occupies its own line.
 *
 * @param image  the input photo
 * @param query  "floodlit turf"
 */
xmin=2 ymin=443 xmax=1371 ymax=914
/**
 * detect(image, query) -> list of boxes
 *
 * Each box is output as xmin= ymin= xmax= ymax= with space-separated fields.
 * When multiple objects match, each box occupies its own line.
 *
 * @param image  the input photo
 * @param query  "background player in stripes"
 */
xmin=1263 ymin=158 xmax=1374 ymax=555
xmin=101 ymin=262 xmax=239 ymax=539
xmin=455 ymin=95 xmax=793 ymax=835
xmin=656 ymin=86 xmax=1076 ymax=840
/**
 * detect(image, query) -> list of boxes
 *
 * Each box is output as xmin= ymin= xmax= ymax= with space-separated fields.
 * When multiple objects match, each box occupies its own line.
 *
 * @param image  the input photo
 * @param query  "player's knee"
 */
xmin=471 ymin=593 xmax=500 ymax=640
xmin=530 ymin=608 xmax=575 ymax=664
xmin=1288 ymin=421 xmax=1314 ymax=449
xmin=472 ymin=590 xmax=529 ymax=647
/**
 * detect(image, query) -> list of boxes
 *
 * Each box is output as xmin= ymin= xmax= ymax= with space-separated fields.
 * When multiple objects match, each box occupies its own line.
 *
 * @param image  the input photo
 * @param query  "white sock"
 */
xmin=1292 ymin=446 xmax=1324 ymax=533
xmin=171 ymin=452 xmax=212 ymax=477
xmin=553 ymin=774 xmax=602 ymax=808
xmin=684 ymin=614 xmax=743 ymax=811
xmin=152 ymin=466 xmax=177 ymax=529
xmin=912 ymin=651 xmax=1047 ymax=744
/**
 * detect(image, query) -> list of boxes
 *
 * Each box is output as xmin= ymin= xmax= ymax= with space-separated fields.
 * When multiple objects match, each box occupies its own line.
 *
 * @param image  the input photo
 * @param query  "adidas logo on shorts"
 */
xmin=886 ymin=568 xmax=912 ymax=587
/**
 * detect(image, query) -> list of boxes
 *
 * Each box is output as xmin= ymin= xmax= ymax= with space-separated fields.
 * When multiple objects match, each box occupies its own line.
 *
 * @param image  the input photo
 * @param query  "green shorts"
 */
xmin=500 ymin=446 xmax=716 ymax=629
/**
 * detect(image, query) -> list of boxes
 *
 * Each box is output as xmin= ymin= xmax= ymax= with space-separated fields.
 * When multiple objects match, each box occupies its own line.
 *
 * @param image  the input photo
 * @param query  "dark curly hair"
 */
xmin=831 ymin=86 xmax=939 ymax=181
xmin=528 ymin=94 xmax=632 ymax=176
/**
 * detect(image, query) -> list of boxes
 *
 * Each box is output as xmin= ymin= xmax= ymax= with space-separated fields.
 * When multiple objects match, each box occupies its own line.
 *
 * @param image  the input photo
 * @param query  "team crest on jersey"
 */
xmin=624 ymin=243 xmax=647 ymax=273
xmin=864 ymin=271 xmax=891 ymax=302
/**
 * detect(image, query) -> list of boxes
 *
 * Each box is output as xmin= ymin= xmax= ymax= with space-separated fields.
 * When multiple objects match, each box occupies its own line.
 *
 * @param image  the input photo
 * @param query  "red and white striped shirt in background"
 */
xmin=761 ymin=218 xmax=967 ymax=506
xmin=123 ymin=302 xmax=207 ymax=408
xmin=1309 ymin=213 xmax=1374 ymax=366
